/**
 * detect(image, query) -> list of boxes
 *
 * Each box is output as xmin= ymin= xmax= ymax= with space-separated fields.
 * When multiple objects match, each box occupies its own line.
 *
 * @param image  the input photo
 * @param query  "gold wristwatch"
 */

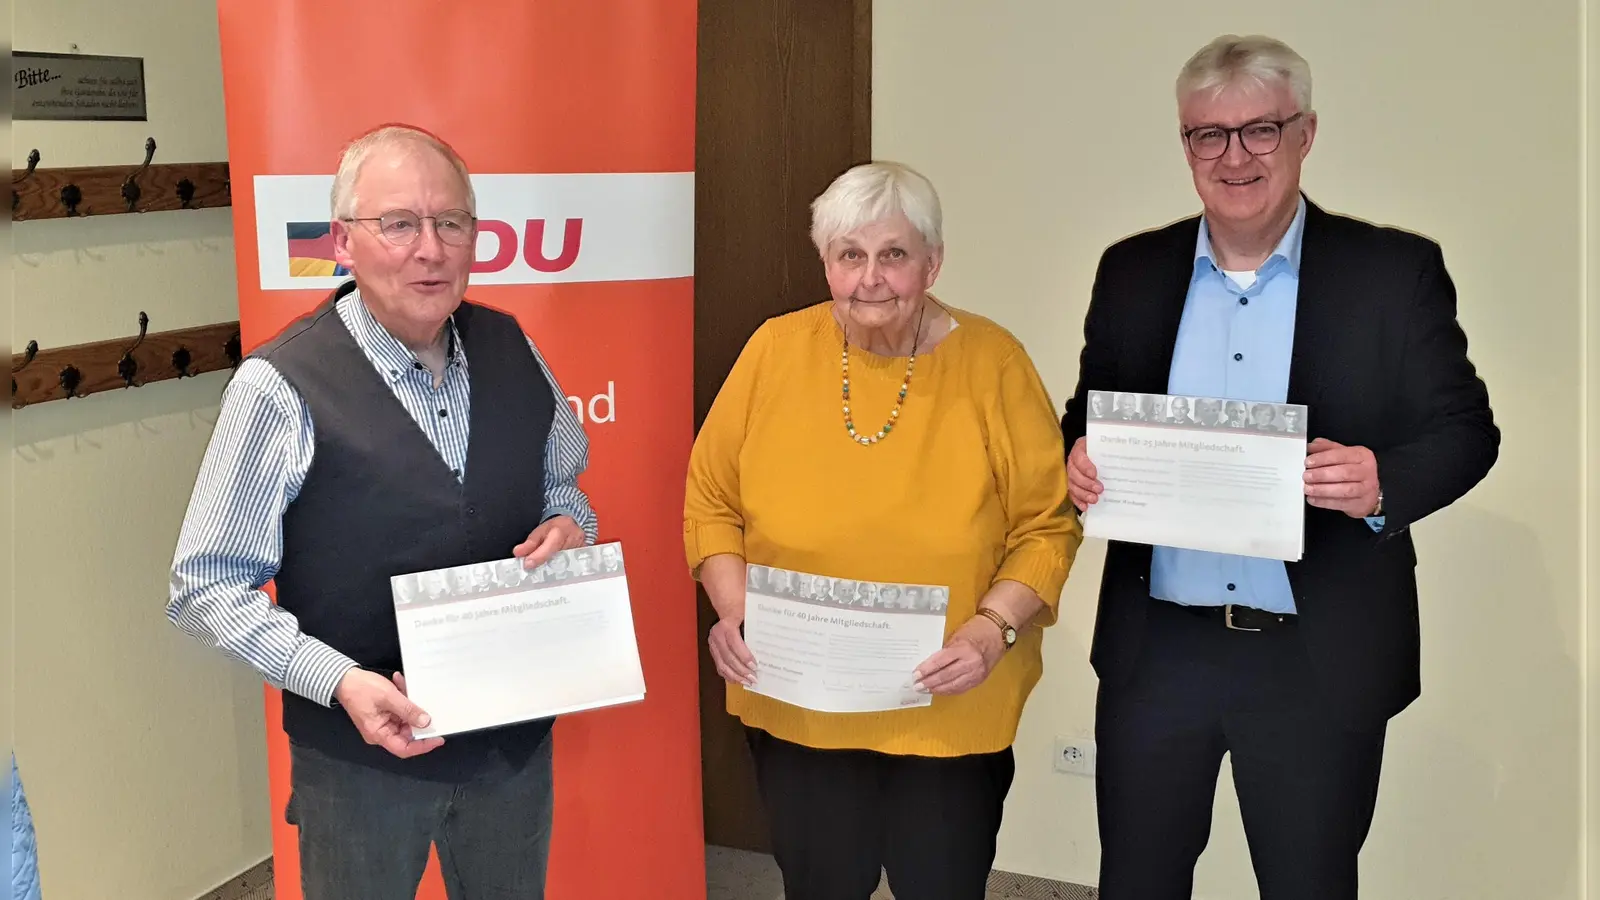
xmin=975 ymin=608 xmax=1016 ymax=650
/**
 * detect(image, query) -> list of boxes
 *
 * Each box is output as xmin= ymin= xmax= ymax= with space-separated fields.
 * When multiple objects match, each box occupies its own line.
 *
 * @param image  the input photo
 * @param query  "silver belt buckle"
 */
xmin=1224 ymin=604 xmax=1262 ymax=632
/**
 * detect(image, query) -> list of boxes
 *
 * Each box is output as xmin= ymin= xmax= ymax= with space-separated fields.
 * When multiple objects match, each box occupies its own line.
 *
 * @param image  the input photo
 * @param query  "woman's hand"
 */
xmin=709 ymin=617 xmax=758 ymax=686
xmin=699 ymin=554 xmax=757 ymax=686
xmin=912 ymin=616 xmax=1006 ymax=695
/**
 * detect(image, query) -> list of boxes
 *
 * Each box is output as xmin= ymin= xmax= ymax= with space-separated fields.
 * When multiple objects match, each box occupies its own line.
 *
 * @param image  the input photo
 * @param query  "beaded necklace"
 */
xmin=840 ymin=301 xmax=927 ymax=446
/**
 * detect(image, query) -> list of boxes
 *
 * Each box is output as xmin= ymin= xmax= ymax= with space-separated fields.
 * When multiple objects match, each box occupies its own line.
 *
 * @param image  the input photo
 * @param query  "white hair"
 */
xmin=1176 ymin=34 xmax=1313 ymax=115
xmin=809 ymin=161 xmax=943 ymax=255
xmin=329 ymin=124 xmax=476 ymax=220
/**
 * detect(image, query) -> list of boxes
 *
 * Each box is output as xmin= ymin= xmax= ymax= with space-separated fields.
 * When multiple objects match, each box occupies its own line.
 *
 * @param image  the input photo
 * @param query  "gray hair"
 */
xmin=1176 ymin=34 xmax=1312 ymax=115
xmin=329 ymin=124 xmax=476 ymax=220
xmin=809 ymin=161 xmax=943 ymax=255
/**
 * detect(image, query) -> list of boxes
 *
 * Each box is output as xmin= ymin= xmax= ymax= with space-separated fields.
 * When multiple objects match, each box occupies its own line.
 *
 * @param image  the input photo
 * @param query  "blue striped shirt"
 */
xmin=167 ymin=288 xmax=598 ymax=707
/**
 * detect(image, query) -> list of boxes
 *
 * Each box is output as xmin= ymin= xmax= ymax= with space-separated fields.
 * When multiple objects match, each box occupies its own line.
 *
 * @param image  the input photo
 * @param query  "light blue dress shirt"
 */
xmin=1152 ymin=198 xmax=1307 ymax=613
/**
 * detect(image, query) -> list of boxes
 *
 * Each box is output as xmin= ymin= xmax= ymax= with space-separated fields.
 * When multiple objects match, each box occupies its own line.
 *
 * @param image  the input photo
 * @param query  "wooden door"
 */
xmin=693 ymin=0 xmax=872 ymax=852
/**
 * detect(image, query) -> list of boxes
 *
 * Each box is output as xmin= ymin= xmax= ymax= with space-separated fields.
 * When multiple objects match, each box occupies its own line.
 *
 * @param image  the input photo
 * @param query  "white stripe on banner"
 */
xmin=255 ymin=172 xmax=695 ymax=291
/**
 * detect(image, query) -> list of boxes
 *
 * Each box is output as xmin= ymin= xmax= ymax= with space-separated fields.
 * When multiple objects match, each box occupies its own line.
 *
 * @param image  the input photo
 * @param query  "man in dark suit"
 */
xmin=1060 ymin=35 xmax=1498 ymax=900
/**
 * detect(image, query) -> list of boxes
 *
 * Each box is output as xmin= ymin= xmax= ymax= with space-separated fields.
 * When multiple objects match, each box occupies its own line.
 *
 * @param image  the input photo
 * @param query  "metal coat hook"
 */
xmin=225 ymin=330 xmax=242 ymax=369
xmin=11 ymin=339 xmax=39 ymax=399
xmin=13 ymin=149 xmax=40 ymax=212
xmin=61 ymin=183 xmax=83 ymax=216
xmin=122 ymin=137 xmax=157 ymax=213
xmin=16 ymin=149 xmax=40 ymax=181
xmin=118 ymin=311 xmax=150 ymax=387
xmin=172 ymin=346 xmax=193 ymax=378
xmin=13 ymin=340 xmax=38 ymax=372
xmin=60 ymin=365 xmax=82 ymax=399
xmin=176 ymin=178 xmax=196 ymax=209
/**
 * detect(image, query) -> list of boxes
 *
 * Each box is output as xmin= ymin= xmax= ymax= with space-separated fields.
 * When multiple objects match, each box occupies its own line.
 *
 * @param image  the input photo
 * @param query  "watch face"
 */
xmin=1004 ymin=627 xmax=1017 ymax=645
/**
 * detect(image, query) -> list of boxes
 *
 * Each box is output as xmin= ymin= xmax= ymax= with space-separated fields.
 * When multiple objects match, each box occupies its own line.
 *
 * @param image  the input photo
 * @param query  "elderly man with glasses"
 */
xmin=167 ymin=123 xmax=596 ymax=900
xmin=1060 ymin=35 xmax=1498 ymax=899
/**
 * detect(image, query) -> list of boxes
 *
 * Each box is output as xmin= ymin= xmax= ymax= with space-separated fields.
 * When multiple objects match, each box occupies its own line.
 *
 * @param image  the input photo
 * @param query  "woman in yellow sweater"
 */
xmin=683 ymin=161 xmax=1082 ymax=899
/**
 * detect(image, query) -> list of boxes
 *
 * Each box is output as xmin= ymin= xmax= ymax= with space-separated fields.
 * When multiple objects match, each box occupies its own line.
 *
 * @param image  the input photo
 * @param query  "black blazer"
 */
xmin=1060 ymin=197 xmax=1499 ymax=731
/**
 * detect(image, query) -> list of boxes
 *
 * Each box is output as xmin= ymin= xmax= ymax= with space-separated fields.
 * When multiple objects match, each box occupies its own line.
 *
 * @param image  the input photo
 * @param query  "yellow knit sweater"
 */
xmin=683 ymin=300 xmax=1082 ymax=757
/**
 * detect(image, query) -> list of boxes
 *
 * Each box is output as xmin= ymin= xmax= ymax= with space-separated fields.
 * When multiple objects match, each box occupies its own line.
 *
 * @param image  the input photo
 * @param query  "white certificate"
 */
xmin=391 ymin=542 xmax=645 ymax=739
xmin=742 ymin=564 xmax=950 ymax=714
xmin=1080 ymin=390 xmax=1308 ymax=561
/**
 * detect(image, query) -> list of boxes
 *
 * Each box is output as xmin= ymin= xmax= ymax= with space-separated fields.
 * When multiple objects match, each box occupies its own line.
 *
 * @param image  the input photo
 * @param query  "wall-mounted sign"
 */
xmin=13 ymin=51 xmax=147 ymax=122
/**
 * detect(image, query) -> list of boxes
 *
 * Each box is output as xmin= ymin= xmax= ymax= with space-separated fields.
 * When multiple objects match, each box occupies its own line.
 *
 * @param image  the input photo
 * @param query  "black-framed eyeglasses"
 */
xmin=342 ymin=208 xmax=476 ymax=247
xmin=1183 ymin=112 xmax=1305 ymax=161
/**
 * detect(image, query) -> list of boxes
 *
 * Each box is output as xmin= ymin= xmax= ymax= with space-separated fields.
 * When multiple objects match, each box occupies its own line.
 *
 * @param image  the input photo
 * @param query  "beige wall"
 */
xmin=12 ymin=1 xmax=270 ymax=898
xmin=876 ymin=2 xmax=1592 ymax=898
xmin=3 ymin=0 xmax=16 ymax=803
xmin=1586 ymin=4 xmax=1599 ymax=897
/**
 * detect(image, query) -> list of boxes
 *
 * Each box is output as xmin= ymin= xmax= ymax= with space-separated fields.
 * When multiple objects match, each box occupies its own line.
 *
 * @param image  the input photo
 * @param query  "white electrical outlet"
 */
xmin=1053 ymin=736 xmax=1095 ymax=776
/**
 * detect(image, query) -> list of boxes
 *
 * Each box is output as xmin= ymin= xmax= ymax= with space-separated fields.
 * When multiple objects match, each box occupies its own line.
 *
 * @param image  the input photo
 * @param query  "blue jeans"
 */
xmin=285 ymin=732 xmax=554 ymax=900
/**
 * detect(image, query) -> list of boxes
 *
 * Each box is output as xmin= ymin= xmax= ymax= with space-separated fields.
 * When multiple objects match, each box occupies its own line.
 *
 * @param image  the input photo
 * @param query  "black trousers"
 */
xmin=1096 ymin=599 xmax=1387 ymax=900
xmin=286 ymin=732 xmax=554 ymax=900
xmin=744 ymin=727 xmax=1014 ymax=900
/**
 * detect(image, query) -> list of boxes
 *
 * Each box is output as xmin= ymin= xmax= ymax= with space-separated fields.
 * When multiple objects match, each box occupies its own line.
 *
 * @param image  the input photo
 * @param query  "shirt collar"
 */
xmin=337 ymin=283 xmax=467 ymax=383
xmin=1193 ymin=193 xmax=1307 ymax=279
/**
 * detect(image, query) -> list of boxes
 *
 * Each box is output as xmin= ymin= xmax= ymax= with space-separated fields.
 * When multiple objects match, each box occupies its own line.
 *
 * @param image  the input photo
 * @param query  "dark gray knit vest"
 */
xmin=252 ymin=281 xmax=556 ymax=781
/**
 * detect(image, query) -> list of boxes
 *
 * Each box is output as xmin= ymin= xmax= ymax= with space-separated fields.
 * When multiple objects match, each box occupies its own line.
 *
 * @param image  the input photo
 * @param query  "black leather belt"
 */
xmin=1167 ymin=601 xmax=1295 ymax=632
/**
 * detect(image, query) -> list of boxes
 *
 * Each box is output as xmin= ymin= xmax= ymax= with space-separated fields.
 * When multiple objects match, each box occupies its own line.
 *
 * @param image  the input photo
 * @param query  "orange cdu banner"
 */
xmin=215 ymin=2 xmax=704 ymax=898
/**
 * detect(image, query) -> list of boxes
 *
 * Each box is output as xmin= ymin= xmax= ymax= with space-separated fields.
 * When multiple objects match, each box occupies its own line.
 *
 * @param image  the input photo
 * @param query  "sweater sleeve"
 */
xmin=987 ymin=345 xmax=1083 ymax=627
xmin=683 ymin=323 xmax=774 ymax=574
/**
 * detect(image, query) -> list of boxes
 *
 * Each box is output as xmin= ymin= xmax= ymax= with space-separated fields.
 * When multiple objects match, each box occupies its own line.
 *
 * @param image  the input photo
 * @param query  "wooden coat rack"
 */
xmin=11 ymin=137 xmax=242 ymax=407
xmin=11 ymin=315 xmax=242 ymax=409
xmin=12 ymin=139 xmax=231 ymax=221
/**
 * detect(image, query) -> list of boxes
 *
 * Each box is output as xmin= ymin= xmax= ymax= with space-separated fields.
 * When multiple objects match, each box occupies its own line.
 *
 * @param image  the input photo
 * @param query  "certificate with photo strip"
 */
xmin=391 ymin=542 xmax=644 ymax=739
xmin=742 ymin=563 xmax=951 ymax=714
xmin=1080 ymin=390 xmax=1309 ymax=561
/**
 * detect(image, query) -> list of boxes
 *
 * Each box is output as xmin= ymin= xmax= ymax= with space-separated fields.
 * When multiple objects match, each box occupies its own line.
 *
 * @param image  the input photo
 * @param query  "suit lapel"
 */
xmin=1286 ymin=198 xmax=1337 ymax=409
xmin=1135 ymin=217 xmax=1201 ymax=393
xmin=1132 ymin=205 xmax=1343 ymax=406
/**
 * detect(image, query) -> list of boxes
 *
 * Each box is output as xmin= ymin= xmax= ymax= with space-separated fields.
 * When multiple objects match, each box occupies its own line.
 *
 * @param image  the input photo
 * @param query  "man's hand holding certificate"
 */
xmin=1075 ymin=390 xmax=1309 ymax=561
xmin=391 ymin=542 xmax=645 ymax=739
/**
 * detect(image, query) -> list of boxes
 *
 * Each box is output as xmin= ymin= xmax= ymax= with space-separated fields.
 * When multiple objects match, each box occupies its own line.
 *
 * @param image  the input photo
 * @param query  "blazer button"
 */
xmin=466 ymin=506 xmax=476 ymax=516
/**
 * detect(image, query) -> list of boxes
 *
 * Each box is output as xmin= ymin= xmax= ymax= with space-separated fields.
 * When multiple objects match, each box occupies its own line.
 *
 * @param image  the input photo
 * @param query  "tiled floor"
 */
xmin=705 ymin=845 xmax=892 ymax=899
xmin=705 ymin=845 xmax=1062 ymax=900
xmin=209 ymin=845 xmax=1073 ymax=898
